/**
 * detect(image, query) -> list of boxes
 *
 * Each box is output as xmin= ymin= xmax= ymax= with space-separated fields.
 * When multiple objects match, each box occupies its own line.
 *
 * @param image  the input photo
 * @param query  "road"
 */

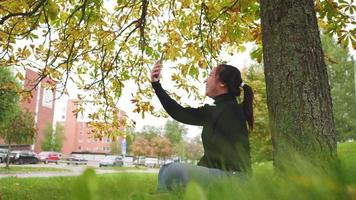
xmin=0 ymin=163 xmax=159 ymax=179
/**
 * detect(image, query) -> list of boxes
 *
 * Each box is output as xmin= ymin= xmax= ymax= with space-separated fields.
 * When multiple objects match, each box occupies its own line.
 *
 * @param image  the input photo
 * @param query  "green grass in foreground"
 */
xmin=0 ymin=172 xmax=161 ymax=200
xmin=98 ymin=166 xmax=149 ymax=171
xmin=0 ymin=166 xmax=70 ymax=174
xmin=0 ymin=141 xmax=355 ymax=200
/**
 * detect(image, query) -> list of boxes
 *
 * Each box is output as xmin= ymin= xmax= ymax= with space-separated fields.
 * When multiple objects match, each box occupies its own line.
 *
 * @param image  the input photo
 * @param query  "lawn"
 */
xmin=98 ymin=166 xmax=150 ymax=171
xmin=0 ymin=141 xmax=355 ymax=200
xmin=0 ymin=166 xmax=70 ymax=174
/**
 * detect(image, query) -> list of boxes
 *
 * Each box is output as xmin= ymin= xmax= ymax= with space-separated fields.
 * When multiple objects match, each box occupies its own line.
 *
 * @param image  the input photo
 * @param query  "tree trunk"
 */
xmin=260 ymin=0 xmax=337 ymax=171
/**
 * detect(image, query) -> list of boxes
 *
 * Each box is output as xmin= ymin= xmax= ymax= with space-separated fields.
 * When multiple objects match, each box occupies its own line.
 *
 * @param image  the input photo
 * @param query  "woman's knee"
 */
xmin=158 ymin=163 xmax=189 ymax=190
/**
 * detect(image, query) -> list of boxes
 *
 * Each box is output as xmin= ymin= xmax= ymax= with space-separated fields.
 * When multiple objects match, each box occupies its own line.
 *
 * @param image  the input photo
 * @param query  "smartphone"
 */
xmin=159 ymin=51 xmax=165 ymax=63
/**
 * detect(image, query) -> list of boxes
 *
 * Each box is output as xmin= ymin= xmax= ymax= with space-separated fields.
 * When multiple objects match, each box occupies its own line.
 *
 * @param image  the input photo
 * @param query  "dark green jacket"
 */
xmin=152 ymin=82 xmax=251 ymax=172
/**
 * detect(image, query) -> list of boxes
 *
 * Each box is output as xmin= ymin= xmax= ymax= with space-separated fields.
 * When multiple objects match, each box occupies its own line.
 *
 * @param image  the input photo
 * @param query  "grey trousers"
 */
xmin=157 ymin=163 xmax=246 ymax=191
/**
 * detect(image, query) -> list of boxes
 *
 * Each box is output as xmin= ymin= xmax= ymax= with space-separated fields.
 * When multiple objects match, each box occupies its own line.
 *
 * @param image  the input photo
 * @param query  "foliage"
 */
xmin=242 ymin=65 xmax=272 ymax=163
xmin=184 ymin=135 xmax=204 ymax=162
xmin=2 ymin=110 xmax=36 ymax=145
xmin=41 ymin=123 xmax=64 ymax=152
xmin=0 ymin=0 xmax=354 ymax=138
xmin=3 ymin=109 xmax=36 ymax=168
xmin=322 ymin=35 xmax=356 ymax=141
xmin=0 ymin=67 xmax=20 ymax=134
xmin=164 ymin=120 xmax=187 ymax=157
xmin=0 ymin=141 xmax=356 ymax=200
xmin=130 ymin=133 xmax=173 ymax=159
xmin=164 ymin=120 xmax=187 ymax=146
xmin=130 ymin=134 xmax=152 ymax=156
xmin=140 ymin=125 xmax=162 ymax=140
xmin=110 ymin=140 xmax=122 ymax=155
xmin=151 ymin=135 xmax=172 ymax=159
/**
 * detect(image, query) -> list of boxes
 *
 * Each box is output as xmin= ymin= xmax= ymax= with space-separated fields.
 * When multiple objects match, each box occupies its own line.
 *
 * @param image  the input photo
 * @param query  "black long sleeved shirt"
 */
xmin=152 ymin=81 xmax=251 ymax=172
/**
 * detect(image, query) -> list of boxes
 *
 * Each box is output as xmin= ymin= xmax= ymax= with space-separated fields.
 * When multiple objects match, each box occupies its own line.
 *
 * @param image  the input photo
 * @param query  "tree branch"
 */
xmin=0 ymin=0 xmax=47 ymax=25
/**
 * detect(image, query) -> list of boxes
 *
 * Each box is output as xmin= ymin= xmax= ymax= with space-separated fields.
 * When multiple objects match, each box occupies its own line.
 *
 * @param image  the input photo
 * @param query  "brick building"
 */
xmin=60 ymin=100 xmax=126 ymax=155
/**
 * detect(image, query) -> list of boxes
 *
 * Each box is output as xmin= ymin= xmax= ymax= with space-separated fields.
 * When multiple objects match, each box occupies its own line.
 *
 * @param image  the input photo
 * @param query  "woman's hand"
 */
xmin=151 ymin=61 xmax=162 ymax=83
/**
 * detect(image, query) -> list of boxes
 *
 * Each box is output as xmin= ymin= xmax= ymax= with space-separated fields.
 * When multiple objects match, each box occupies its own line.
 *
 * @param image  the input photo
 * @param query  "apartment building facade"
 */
xmin=60 ymin=100 xmax=126 ymax=155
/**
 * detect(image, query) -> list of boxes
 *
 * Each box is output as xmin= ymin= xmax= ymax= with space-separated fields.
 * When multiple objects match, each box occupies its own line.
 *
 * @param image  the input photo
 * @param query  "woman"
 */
xmin=151 ymin=62 xmax=254 ymax=191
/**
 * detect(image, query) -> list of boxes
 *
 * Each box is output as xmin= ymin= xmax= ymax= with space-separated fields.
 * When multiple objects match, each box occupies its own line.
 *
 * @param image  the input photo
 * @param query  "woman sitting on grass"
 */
xmin=151 ymin=62 xmax=254 ymax=191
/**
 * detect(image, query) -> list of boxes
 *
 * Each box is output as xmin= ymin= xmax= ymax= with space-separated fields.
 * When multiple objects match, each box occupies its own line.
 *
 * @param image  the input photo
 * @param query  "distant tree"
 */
xmin=184 ymin=136 xmax=204 ymax=163
xmin=131 ymin=135 xmax=152 ymax=156
xmin=174 ymin=140 xmax=186 ymax=160
xmin=164 ymin=120 xmax=187 ymax=148
xmin=110 ymin=140 xmax=121 ymax=155
xmin=243 ymin=65 xmax=272 ymax=163
xmin=0 ymin=67 xmax=20 ymax=143
xmin=322 ymin=35 xmax=356 ymax=141
xmin=152 ymin=136 xmax=172 ymax=160
xmin=140 ymin=125 xmax=162 ymax=140
xmin=41 ymin=123 xmax=64 ymax=152
xmin=131 ymin=126 xmax=173 ymax=159
xmin=3 ymin=110 xmax=36 ymax=168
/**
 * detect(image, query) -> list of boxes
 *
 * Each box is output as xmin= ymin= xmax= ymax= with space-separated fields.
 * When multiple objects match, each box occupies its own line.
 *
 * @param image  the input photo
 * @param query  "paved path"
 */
xmin=0 ymin=164 xmax=159 ymax=179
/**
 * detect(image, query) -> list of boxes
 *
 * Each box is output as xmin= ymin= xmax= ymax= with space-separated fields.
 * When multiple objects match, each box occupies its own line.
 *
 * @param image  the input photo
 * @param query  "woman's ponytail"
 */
xmin=242 ymin=84 xmax=254 ymax=131
xmin=217 ymin=64 xmax=254 ymax=131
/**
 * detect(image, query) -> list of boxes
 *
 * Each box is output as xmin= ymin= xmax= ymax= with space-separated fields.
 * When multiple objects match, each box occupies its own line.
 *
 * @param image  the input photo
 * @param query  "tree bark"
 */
xmin=260 ymin=0 xmax=337 ymax=171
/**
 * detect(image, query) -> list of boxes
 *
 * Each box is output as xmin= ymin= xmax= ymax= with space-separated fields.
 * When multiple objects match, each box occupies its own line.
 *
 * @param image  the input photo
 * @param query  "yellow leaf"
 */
xmin=16 ymin=72 xmax=25 ymax=81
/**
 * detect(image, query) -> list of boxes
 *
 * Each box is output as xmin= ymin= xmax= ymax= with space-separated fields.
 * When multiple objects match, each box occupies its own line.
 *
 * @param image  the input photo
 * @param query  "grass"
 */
xmin=0 ymin=141 xmax=355 ymax=200
xmin=98 ymin=166 xmax=150 ymax=171
xmin=0 ymin=172 xmax=160 ymax=200
xmin=0 ymin=166 xmax=70 ymax=174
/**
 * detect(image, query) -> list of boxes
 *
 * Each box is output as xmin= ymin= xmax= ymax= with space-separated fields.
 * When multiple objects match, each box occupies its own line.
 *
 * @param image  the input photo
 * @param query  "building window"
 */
xmin=78 ymin=146 xmax=81 ymax=150
xmin=103 ymin=147 xmax=110 ymax=151
xmin=42 ymin=89 xmax=54 ymax=108
xmin=80 ymin=131 xmax=83 ymax=135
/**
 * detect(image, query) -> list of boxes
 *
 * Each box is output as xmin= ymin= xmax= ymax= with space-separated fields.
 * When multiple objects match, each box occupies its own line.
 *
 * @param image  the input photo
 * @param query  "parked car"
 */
xmin=99 ymin=156 xmax=123 ymax=167
xmin=133 ymin=156 xmax=159 ymax=168
xmin=133 ymin=156 xmax=146 ymax=166
xmin=9 ymin=151 xmax=38 ymax=164
xmin=0 ymin=148 xmax=8 ymax=163
xmin=144 ymin=157 xmax=159 ymax=168
xmin=38 ymin=151 xmax=60 ymax=164
xmin=62 ymin=156 xmax=88 ymax=165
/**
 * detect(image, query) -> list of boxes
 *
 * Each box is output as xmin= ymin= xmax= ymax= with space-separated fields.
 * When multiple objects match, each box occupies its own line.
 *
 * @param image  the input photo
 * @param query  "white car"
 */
xmin=99 ymin=156 xmax=123 ymax=167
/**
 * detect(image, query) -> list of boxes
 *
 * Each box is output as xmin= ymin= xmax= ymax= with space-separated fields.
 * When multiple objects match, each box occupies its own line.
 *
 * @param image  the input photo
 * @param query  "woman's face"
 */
xmin=205 ymin=67 xmax=222 ymax=98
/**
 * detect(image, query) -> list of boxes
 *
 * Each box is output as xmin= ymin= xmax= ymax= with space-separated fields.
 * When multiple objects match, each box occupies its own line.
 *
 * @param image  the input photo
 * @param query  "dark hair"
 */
xmin=216 ymin=64 xmax=254 ymax=130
